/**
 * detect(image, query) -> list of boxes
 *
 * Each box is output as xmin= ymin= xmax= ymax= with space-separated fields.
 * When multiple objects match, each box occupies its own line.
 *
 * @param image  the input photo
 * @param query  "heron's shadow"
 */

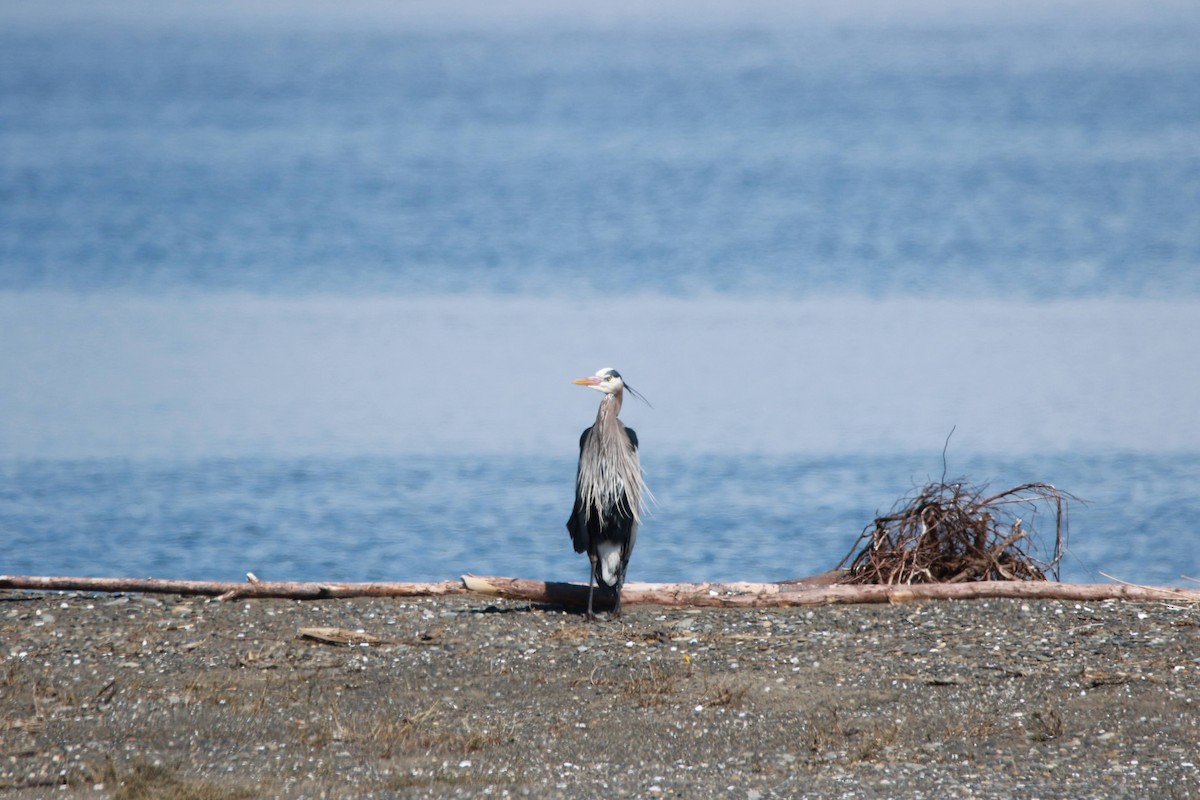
xmin=459 ymin=600 xmax=617 ymax=617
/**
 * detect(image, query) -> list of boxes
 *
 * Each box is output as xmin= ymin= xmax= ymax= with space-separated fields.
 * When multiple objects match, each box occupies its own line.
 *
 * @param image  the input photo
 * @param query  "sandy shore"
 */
xmin=2 ymin=590 xmax=1197 ymax=798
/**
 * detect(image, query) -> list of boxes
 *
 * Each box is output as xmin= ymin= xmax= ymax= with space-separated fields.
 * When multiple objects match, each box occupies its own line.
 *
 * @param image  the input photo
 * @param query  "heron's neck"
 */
xmin=595 ymin=390 xmax=623 ymax=425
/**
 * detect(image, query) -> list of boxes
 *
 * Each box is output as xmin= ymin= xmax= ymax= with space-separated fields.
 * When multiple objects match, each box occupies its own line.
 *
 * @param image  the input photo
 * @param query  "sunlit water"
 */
xmin=2 ymin=6 xmax=1199 ymax=587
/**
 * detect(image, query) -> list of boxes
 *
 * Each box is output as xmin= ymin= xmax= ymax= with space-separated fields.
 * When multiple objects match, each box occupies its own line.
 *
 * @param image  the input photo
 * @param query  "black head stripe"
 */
xmin=624 ymin=382 xmax=652 ymax=409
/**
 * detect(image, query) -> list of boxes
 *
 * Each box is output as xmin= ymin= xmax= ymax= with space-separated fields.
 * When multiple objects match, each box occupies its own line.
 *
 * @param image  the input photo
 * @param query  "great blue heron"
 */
xmin=566 ymin=367 xmax=651 ymax=619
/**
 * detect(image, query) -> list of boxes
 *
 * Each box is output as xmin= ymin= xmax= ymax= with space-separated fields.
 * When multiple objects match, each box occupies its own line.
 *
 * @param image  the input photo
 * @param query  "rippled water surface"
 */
xmin=3 ymin=452 xmax=1198 ymax=586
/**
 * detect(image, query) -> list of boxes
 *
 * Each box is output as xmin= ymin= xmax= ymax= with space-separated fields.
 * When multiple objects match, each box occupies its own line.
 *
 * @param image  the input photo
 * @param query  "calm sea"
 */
xmin=2 ymin=4 xmax=1199 ymax=586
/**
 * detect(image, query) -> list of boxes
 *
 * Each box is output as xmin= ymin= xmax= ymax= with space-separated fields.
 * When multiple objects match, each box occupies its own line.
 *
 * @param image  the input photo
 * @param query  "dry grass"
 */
xmin=943 ymin=710 xmax=1000 ymax=741
xmin=803 ymin=707 xmax=899 ymax=763
xmin=1026 ymin=708 xmax=1065 ymax=741
xmin=107 ymin=761 xmax=256 ymax=800
xmin=620 ymin=662 xmax=682 ymax=707
xmin=838 ymin=480 xmax=1074 ymax=584
xmin=304 ymin=698 xmax=513 ymax=759
xmin=704 ymin=680 xmax=751 ymax=709
xmin=580 ymin=657 xmax=748 ymax=712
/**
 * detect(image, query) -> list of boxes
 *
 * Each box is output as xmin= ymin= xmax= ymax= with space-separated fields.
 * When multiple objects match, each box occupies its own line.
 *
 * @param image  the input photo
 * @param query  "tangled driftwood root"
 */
xmin=837 ymin=481 xmax=1073 ymax=585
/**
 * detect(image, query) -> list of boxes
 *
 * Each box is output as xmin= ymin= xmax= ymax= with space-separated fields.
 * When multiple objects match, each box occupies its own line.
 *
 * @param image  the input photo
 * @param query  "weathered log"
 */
xmin=0 ymin=574 xmax=466 ymax=600
xmin=460 ymin=574 xmax=1200 ymax=607
xmin=4 ymin=573 xmax=1197 ymax=606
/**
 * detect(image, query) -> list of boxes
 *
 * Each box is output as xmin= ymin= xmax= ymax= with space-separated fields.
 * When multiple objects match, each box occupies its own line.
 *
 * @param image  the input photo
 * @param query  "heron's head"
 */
xmin=572 ymin=368 xmax=652 ymax=406
xmin=573 ymin=367 xmax=625 ymax=395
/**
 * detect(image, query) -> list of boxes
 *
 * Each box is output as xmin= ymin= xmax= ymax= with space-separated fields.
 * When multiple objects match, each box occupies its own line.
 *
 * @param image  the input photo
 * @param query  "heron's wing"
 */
xmin=566 ymin=425 xmax=594 ymax=553
xmin=566 ymin=495 xmax=589 ymax=553
xmin=624 ymin=426 xmax=638 ymax=451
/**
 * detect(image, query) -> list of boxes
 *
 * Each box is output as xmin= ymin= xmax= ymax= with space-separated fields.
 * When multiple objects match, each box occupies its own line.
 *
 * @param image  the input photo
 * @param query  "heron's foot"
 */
xmin=582 ymin=604 xmax=619 ymax=622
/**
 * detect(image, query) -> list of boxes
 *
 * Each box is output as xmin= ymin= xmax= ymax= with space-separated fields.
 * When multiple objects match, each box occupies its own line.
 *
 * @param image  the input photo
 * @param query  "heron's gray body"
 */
xmin=566 ymin=375 xmax=647 ymax=617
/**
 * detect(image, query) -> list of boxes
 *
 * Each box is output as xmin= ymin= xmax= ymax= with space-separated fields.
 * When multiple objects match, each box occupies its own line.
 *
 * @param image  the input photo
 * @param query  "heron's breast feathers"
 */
xmin=577 ymin=433 xmax=647 ymax=527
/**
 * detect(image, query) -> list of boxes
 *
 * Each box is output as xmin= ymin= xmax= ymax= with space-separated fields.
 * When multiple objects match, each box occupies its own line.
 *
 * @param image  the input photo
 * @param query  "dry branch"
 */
xmin=0 ymin=574 xmax=466 ymax=600
xmin=460 ymin=575 xmax=1200 ymax=607
xmin=838 ymin=481 xmax=1073 ymax=584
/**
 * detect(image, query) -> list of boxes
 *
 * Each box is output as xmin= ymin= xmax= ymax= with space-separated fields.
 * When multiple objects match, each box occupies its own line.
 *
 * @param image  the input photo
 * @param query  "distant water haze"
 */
xmin=3 ymin=293 xmax=1197 ymax=460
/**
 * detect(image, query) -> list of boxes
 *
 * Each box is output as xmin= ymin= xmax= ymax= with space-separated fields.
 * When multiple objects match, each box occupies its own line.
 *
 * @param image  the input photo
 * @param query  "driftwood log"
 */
xmin=0 ymin=574 xmax=466 ymax=601
xmin=4 ymin=573 xmax=1199 ymax=606
xmin=461 ymin=574 xmax=1200 ymax=607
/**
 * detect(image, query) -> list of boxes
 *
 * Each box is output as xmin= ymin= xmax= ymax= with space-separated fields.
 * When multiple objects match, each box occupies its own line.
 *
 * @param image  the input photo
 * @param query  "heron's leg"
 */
xmin=585 ymin=558 xmax=597 ymax=621
xmin=611 ymin=558 xmax=630 ymax=618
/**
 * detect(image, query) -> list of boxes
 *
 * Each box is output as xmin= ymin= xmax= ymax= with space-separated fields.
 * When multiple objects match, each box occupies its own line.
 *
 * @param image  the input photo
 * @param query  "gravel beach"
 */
xmin=2 ymin=590 xmax=1197 ymax=799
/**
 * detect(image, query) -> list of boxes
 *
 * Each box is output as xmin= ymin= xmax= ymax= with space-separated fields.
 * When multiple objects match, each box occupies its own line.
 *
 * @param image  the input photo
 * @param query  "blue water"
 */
xmin=4 ymin=14 xmax=1199 ymax=297
xmin=2 ymin=5 xmax=1199 ymax=587
xmin=4 ymin=453 xmax=1198 ymax=586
